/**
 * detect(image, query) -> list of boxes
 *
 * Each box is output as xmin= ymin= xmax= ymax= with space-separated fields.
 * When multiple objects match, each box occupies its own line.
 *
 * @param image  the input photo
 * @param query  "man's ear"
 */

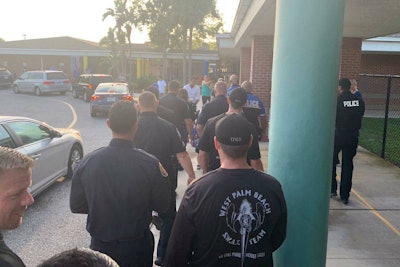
xmin=214 ymin=136 xmax=221 ymax=151
xmin=106 ymin=119 xmax=111 ymax=129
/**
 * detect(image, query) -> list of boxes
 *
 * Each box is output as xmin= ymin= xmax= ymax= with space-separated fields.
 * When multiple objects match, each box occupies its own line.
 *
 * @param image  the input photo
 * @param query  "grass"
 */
xmin=359 ymin=117 xmax=400 ymax=167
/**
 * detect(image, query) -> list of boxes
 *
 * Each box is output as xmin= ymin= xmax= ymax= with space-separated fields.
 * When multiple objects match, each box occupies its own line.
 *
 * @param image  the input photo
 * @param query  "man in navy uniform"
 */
xmin=160 ymin=80 xmax=193 ymax=144
xmin=198 ymin=87 xmax=264 ymax=173
xmin=241 ymin=81 xmax=268 ymax=142
xmin=135 ymin=91 xmax=196 ymax=266
xmin=164 ymin=114 xmax=287 ymax=267
xmin=70 ymin=100 xmax=170 ymax=266
xmin=331 ymin=78 xmax=365 ymax=204
xmin=196 ymin=80 xmax=229 ymax=136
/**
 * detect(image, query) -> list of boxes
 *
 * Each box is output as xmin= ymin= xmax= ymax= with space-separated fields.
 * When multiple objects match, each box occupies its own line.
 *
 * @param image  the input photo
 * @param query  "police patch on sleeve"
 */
xmin=159 ymin=162 xmax=168 ymax=177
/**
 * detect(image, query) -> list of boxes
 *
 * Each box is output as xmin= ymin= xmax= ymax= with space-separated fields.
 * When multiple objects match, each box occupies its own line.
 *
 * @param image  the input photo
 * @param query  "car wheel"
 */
xmin=13 ymin=85 xmax=20 ymax=94
xmin=66 ymin=144 xmax=83 ymax=179
xmin=83 ymin=91 xmax=90 ymax=102
xmin=90 ymin=111 xmax=96 ymax=117
xmin=72 ymin=88 xmax=78 ymax=98
xmin=35 ymin=87 xmax=41 ymax=96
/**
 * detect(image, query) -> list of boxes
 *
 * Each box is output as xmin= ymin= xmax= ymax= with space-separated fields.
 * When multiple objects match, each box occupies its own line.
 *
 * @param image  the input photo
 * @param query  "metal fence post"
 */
xmin=381 ymin=75 xmax=392 ymax=158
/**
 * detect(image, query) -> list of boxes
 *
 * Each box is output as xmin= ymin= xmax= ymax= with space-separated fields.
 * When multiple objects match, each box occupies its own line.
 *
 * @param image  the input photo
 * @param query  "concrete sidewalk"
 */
xmin=174 ymin=143 xmax=400 ymax=267
xmin=326 ymin=146 xmax=400 ymax=267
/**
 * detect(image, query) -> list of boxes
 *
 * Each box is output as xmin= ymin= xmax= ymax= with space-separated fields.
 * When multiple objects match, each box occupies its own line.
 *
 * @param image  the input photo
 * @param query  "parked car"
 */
xmin=0 ymin=116 xmax=83 ymax=196
xmin=0 ymin=68 xmax=14 ymax=88
xmin=72 ymin=74 xmax=114 ymax=102
xmin=12 ymin=70 xmax=72 ymax=96
xmin=90 ymin=83 xmax=133 ymax=117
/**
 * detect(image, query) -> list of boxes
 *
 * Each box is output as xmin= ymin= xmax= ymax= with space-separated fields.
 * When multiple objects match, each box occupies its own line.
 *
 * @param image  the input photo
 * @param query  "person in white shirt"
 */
xmin=157 ymin=76 xmax=167 ymax=96
xmin=183 ymin=77 xmax=201 ymax=105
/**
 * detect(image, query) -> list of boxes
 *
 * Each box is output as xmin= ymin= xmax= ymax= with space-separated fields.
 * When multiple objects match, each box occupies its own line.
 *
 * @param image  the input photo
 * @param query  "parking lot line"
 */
xmin=352 ymin=188 xmax=400 ymax=237
xmin=53 ymin=99 xmax=78 ymax=129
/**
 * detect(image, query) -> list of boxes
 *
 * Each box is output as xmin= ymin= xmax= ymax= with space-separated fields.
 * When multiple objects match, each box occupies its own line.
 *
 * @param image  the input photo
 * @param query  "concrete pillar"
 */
xmin=340 ymin=37 xmax=362 ymax=80
xmin=240 ymin=47 xmax=251 ymax=83
xmin=269 ymin=1 xmax=345 ymax=266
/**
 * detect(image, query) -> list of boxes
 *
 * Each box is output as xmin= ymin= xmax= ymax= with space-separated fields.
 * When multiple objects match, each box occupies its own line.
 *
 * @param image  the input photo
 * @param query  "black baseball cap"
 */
xmin=215 ymin=113 xmax=252 ymax=146
xmin=229 ymin=87 xmax=247 ymax=106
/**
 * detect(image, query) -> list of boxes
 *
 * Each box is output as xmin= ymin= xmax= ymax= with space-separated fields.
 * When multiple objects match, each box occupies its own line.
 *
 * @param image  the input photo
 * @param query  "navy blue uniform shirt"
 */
xmin=197 ymin=95 xmax=229 ymax=126
xmin=135 ymin=112 xmax=186 ymax=189
xmin=70 ymin=138 xmax=170 ymax=241
xmin=198 ymin=113 xmax=261 ymax=172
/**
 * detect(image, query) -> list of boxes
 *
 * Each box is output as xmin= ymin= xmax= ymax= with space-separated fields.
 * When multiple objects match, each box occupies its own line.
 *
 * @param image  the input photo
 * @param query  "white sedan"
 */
xmin=0 ymin=116 xmax=83 ymax=196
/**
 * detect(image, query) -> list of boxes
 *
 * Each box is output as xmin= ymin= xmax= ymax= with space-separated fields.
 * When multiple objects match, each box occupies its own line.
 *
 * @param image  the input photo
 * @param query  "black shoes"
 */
xmin=155 ymin=257 xmax=163 ymax=266
xmin=331 ymin=192 xmax=349 ymax=205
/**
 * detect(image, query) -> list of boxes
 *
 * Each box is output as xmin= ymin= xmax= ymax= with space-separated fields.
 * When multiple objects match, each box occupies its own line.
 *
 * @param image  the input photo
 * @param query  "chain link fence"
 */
xmin=358 ymin=74 xmax=400 ymax=167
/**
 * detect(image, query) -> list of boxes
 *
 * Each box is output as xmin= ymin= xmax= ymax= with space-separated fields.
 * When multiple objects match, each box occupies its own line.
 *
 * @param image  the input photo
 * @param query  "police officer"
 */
xmin=145 ymin=86 xmax=177 ymax=126
xmin=332 ymin=78 xmax=365 ymax=204
xmin=160 ymin=80 xmax=193 ymax=144
xmin=70 ymin=100 xmax=170 ymax=267
xmin=226 ymin=74 xmax=240 ymax=95
xmin=196 ymin=80 xmax=229 ymax=136
xmin=134 ymin=91 xmax=196 ymax=266
xmin=164 ymin=114 xmax=287 ymax=267
xmin=241 ymin=81 xmax=268 ymax=141
xmin=198 ymin=87 xmax=264 ymax=173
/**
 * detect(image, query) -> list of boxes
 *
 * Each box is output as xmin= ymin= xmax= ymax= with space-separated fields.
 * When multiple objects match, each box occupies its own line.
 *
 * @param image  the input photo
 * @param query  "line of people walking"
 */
xmin=0 ymin=77 xmax=287 ymax=267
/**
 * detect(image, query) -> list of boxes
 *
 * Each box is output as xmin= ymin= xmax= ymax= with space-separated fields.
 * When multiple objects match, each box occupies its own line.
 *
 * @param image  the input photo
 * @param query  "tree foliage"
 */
xmin=101 ymin=0 xmax=223 ymax=82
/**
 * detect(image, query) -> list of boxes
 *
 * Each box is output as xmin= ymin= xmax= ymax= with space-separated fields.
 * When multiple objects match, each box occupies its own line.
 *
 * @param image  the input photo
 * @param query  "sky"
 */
xmin=0 ymin=0 xmax=239 ymax=43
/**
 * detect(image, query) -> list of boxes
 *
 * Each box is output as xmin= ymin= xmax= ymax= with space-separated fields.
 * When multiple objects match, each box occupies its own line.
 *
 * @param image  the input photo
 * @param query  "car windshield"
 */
xmin=96 ymin=85 xmax=128 ymax=94
xmin=47 ymin=72 xmax=67 ymax=80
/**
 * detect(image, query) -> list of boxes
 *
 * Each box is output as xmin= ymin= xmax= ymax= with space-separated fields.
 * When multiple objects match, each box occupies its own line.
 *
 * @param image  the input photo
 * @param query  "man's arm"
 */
xmin=70 ymin=172 xmax=89 ymax=214
xmin=258 ymin=115 xmax=268 ymax=142
xmin=198 ymin=150 xmax=209 ymax=174
xmin=271 ymin=187 xmax=288 ymax=251
xmin=151 ymin=162 xmax=171 ymax=214
xmin=176 ymin=151 xmax=196 ymax=185
xmin=196 ymin=124 xmax=205 ymax=137
xmin=164 ymin=202 xmax=195 ymax=266
xmin=185 ymin=118 xmax=194 ymax=141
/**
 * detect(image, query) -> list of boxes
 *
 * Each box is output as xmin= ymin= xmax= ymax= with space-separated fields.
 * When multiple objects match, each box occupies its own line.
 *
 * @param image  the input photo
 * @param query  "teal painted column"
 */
xmin=269 ymin=1 xmax=345 ymax=266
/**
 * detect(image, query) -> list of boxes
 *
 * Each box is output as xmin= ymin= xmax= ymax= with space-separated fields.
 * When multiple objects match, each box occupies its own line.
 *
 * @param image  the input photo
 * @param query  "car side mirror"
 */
xmin=49 ymin=130 xmax=62 ymax=138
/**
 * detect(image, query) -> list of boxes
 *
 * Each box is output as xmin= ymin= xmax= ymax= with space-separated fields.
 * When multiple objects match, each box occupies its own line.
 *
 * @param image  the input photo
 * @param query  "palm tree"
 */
xmin=171 ymin=0 xmax=220 ymax=83
xmin=103 ymin=0 xmax=138 ymax=80
xmin=99 ymin=29 xmax=119 ymax=76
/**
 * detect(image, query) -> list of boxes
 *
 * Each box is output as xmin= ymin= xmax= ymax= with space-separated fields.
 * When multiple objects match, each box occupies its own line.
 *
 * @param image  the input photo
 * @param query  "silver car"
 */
xmin=13 ymin=71 xmax=72 ymax=96
xmin=0 ymin=116 xmax=83 ymax=196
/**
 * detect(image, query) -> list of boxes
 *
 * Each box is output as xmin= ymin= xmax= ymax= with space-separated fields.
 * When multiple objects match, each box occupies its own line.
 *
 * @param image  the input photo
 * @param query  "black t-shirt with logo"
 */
xmin=164 ymin=168 xmax=287 ymax=267
xmin=198 ymin=113 xmax=261 ymax=172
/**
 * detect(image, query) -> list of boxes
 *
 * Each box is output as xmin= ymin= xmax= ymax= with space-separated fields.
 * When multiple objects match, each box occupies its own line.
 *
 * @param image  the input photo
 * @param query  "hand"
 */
xmin=187 ymin=176 xmax=196 ymax=185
